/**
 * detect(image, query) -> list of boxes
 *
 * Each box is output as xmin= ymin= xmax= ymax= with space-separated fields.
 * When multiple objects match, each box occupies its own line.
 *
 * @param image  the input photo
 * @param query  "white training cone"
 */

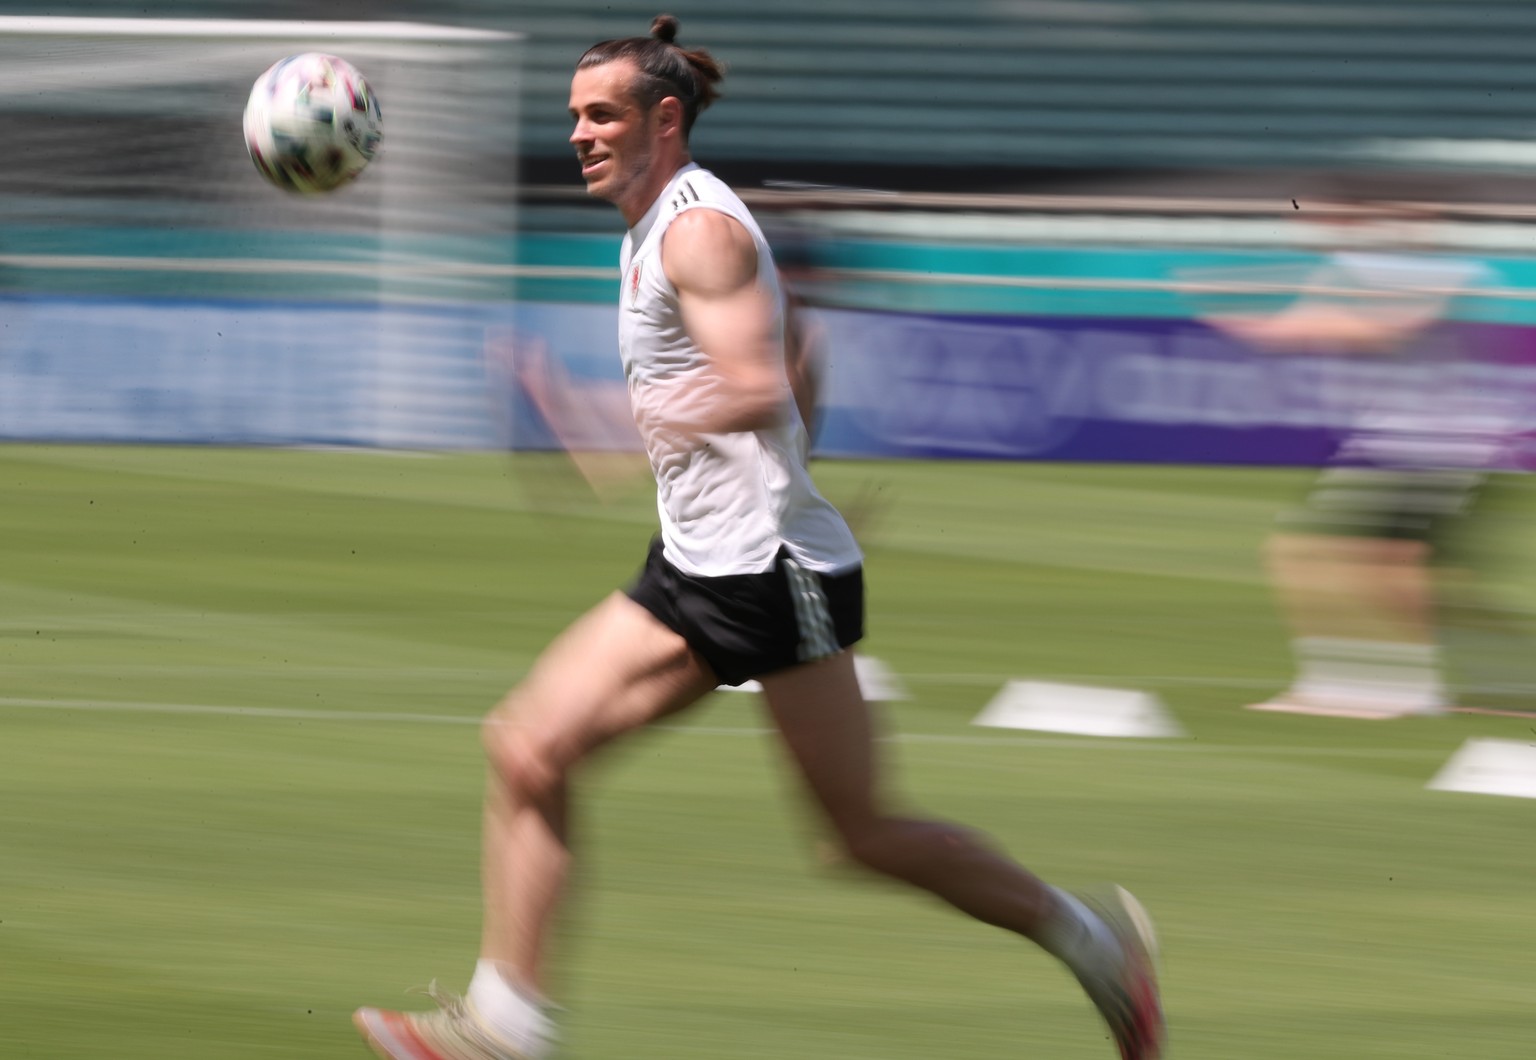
xmin=1427 ymin=738 xmax=1536 ymax=799
xmin=852 ymin=655 xmax=909 ymax=701
xmin=973 ymin=680 xmax=1184 ymax=738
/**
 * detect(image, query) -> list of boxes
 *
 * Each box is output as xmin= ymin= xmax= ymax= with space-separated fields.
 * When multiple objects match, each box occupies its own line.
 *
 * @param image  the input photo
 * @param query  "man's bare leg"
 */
xmin=357 ymin=593 xmax=715 ymax=1059
xmin=480 ymin=592 xmax=716 ymax=983
xmin=1261 ymin=532 xmax=1445 ymax=714
xmin=760 ymin=652 xmax=1163 ymax=1060
xmin=760 ymin=652 xmax=1056 ymax=932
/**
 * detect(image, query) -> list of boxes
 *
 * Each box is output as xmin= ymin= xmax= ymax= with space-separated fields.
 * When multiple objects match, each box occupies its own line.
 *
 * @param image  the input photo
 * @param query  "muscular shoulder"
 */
xmin=662 ymin=208 xmax=758 ymax=295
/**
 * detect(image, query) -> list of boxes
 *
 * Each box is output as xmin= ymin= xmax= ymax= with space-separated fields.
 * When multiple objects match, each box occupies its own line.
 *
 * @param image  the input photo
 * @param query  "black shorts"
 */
xmin=626 ymin=536 xmax=865 ymax=686
xmin=1277 ymin=465 xmax=1489 ymax=560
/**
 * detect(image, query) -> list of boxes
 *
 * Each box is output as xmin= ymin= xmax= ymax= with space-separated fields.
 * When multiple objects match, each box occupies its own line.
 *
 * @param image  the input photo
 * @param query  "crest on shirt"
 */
xmin=629 ymin=261 xmax=643 ymax=303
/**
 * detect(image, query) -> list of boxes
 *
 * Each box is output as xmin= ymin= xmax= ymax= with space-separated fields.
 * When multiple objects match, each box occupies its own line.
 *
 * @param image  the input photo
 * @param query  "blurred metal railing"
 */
xmin=526 ymin=182 xmax=1536 ymax=222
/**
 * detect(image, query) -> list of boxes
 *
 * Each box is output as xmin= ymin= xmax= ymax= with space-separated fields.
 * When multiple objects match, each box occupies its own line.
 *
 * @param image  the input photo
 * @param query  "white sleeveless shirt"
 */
xmin=618 ymin=163 xmax=862 ymax=577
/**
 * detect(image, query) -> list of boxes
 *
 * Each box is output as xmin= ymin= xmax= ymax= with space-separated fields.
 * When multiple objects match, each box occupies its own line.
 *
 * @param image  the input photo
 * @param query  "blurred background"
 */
xmin=8 ymin=0 xmax=1536 ymax=458
xmin=5 ymin=4 xmax=1536 ymax=1060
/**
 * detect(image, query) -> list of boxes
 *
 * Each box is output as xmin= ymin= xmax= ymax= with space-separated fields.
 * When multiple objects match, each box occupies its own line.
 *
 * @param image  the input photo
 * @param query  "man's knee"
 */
xmin=481 ymin=705 xmax=564 ymax=804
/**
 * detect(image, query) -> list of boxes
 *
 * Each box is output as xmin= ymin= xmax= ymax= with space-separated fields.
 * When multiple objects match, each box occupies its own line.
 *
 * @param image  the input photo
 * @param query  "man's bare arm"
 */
xmin=1208 ymin=299 xmax=1445 ymax=355
xmin=516 ymin=338 xmax=649 ymax=499
xmin=782 ymin=285 xmax=824 ymax=437
xmin=662 ymin=209 xmax=789 ymax=434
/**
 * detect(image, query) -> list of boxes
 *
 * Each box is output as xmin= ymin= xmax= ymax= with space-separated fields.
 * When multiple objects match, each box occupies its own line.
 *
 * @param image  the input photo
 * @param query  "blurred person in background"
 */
xmin=1206 ymin=182 xmax=1521 ymax=718
xmin=354 ymin=15 xmax=1163 ymax=1060
xmin=763 ymin=209 xmax=893 ymax=540
xmin=755 ymin=211 xmax=829 ymax=437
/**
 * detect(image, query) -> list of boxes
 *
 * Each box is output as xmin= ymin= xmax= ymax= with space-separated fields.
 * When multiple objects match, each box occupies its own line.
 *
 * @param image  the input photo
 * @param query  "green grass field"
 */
xmin=3 ymin=444 xmax=1535 ymax=1060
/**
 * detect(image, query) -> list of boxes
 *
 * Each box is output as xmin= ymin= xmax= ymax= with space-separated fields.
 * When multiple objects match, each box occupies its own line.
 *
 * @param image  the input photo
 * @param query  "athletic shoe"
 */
xmin=354 ymin=983 xmax=536 ymax=1060
xmin=1073 ymin=886 xmax=1165 ymax=1060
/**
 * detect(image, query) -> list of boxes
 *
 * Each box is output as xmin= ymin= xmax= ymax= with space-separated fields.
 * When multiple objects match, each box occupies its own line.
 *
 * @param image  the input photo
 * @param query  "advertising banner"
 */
xmin=0 ymin=295 xmax=510 ymax=449
xmin=5 ymin=295 xmax=1535 ymax=467
xmin=507 ymin=303 xmax=1536 ymax=468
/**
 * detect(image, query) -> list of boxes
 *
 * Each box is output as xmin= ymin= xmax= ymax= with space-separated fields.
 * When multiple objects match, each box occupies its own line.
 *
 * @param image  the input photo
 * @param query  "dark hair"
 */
xmin=577 ymin=14 xmax=725 ymax=136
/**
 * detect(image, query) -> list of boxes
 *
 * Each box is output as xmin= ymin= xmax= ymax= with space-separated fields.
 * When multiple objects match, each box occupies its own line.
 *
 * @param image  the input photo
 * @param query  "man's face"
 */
xmin=568 ymin=60 xmax=655 ymax=209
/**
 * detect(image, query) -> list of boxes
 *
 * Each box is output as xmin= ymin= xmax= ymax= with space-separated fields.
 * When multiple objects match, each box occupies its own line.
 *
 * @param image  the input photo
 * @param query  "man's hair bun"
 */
xmin=650 ymin=14 xmax=679 ymax=44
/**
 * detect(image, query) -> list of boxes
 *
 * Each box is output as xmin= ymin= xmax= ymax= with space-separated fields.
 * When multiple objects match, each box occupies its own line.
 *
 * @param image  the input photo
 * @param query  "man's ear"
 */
xmin=655 ymin=96 xmax=685 ymax=141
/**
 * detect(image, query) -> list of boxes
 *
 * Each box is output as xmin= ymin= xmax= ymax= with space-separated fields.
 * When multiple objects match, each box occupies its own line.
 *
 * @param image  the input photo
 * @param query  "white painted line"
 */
xmin=879 ymin=733 xmax=1430 ymax=758
xmin=0 ymin=666 xmax=1283 ymax=688
xmin=0 ymin=696 xmax=477 ymax=725
xmin=0 ymin=696 xmax=1439 ymax=757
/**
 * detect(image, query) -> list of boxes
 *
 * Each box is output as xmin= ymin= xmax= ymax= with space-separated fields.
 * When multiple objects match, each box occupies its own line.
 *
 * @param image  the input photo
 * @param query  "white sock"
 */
xmin=467 ymin=960 xmax=557 ymax=1060
xmin=1292 ymin=637 xmax=1445 ymax=708
xmin=1036 ymin=887 xmax=1122 ymax=979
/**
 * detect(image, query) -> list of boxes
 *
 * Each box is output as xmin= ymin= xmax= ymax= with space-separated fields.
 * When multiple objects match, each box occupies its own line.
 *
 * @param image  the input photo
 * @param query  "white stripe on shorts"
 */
xmin=782 ymin=556 xmax=839 ymax=662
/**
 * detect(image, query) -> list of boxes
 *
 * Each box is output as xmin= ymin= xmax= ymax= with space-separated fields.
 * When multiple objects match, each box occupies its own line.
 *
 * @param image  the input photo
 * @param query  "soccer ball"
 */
xmin=243 ymin=53 xmax=382 ymax=194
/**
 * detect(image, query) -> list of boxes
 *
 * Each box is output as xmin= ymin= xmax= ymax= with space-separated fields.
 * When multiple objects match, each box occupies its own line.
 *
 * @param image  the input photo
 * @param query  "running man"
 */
xmin=1205 ymin=189 xmax=1505 ymax=718
xmin=354 ymin=16 xmax=1163 ymax=1060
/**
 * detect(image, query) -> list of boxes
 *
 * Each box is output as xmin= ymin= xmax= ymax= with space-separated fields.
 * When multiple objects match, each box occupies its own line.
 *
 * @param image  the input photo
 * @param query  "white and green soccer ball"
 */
xmin=243 ymin=52 xmax=382 ymax=194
